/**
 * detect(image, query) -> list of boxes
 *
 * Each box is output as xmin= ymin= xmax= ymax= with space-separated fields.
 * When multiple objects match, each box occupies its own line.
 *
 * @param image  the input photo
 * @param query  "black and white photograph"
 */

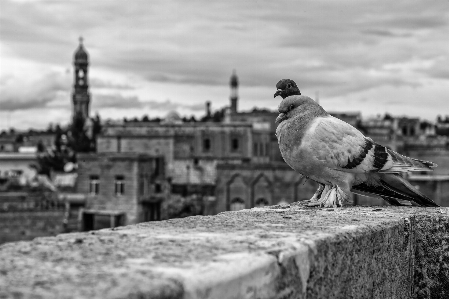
xmin=1 ymin=0 xmax=448 ymax=298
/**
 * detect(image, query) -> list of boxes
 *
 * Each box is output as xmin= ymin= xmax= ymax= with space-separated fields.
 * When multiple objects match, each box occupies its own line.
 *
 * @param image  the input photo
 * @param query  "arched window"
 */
xmin=255 ymin=197 xmax=269 ymax=207
xmin=230 ymin=197 xmax=245 ymax=211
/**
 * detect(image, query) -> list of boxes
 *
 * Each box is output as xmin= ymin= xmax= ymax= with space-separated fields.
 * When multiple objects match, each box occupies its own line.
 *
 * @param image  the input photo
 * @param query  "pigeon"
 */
xmin=274 ymin=78 xmax=439 ymax=208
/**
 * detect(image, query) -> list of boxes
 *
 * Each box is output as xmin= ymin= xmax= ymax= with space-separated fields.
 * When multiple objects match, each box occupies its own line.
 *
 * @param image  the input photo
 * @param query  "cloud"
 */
xmin=416 ymin=56 xmax=449 ymax=80
xmin=91 ymin=95 xmax=204 ymax=112
xmin=0 ymin=71 xmax=71 ymax=111
xmin=145 ymin=99 xmax=205 ymax=112
xmin=1 ymin=0 xmax=449 ymax=130
xmin=361 ymin=29 xmax=412 ymax=38
xmin=92 ymin=93 xmax=144 ymax=109
xmin=90 ymin=78 xmax=135 ymax=90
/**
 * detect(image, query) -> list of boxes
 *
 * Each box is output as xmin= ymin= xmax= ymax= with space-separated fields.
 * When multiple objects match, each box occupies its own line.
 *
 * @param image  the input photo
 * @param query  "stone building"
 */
xmin=0 ymin=153 xmax=38 ymax=179
xmin=97 ymin=119 xmax=254 ymax=199
xmin=213 ymin=163 xmax=321 ymax=214
xmin=76 ymin=153 xmax=166 ymax=229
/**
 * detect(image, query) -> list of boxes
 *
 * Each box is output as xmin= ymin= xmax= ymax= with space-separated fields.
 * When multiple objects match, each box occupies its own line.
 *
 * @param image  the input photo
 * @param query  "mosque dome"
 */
xmin=164 ymin=111 xmax=183 ymax=124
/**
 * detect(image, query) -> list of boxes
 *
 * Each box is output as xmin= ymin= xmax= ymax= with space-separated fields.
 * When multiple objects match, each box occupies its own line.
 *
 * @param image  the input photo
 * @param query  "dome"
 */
xmin=163 ymin=111 xmax=182 ymax=124
xmin=74 ymin=37 xmax=89 ymax=63
xmin=230 ymin=70 xmax=238 ymax=87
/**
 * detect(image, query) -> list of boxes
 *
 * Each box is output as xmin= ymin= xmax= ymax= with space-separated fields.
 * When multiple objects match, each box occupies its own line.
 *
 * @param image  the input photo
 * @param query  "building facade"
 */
xmin=76 ymin=153 xmax=166 ymax=228
xmin=213 ymin=163 xmax=321 ymax=214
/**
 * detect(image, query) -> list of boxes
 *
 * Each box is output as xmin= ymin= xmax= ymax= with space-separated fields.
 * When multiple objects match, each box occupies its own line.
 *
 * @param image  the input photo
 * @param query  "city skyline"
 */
xmin=1 ymin=0 xmax=449 ymax=131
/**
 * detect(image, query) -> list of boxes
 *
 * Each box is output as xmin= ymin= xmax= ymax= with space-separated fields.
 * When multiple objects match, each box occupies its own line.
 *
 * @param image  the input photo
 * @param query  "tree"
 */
xmin=54 ymin=124 xmax=63 ymax=152
xmin=68 ymin=113 xmax=92 ymax=153
xmin=91 ymin=113 xmax=102 ymax=152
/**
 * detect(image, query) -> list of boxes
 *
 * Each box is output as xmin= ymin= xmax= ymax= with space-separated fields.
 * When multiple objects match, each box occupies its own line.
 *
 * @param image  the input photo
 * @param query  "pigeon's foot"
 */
xmin=322 ymin=186 xmax=348 ymax=208
xmin=306 ymin=185 xmax=348 ymax=208
xmin=306 ymin=185 xmax=331 ymax=207
xmin=303 ymin=184 xmax=326 ymax=203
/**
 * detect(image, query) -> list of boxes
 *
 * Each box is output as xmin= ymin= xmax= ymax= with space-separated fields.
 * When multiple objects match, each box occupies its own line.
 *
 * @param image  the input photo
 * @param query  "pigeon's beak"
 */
xmin=275 ymin=113 xmax=287 ymax=125
xmin=274 ymin=89 xmax=282 ymax=98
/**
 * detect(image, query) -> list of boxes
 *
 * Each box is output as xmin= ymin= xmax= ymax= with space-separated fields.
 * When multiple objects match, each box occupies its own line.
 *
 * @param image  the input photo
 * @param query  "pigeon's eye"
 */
xmin=286 ymin=83 xmax=292 ymax=89
xmin=289 ymin=104 xmax=295 ymax=111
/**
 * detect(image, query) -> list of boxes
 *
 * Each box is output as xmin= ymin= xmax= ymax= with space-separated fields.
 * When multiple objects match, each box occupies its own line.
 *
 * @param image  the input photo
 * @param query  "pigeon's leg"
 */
xmin=306 ymin=185 xmax=331 ymax=207
xmin=304 ymin=183 xmax=325 ymax=203
xmin=321 ymin=185 xmax=350 ymax=208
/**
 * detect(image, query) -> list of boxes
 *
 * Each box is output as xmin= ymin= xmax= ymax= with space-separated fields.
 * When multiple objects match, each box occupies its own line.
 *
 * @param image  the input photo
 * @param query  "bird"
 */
xmin=274 ymin=78 xmax=439 ymax=208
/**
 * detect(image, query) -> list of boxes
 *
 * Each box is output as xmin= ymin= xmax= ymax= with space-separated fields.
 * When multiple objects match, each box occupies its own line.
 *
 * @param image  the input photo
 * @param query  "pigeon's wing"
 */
xmin=351 ymin=173 xmax=439 ymax=207
xmin=304 ymin=116 xmax=436 ymax=173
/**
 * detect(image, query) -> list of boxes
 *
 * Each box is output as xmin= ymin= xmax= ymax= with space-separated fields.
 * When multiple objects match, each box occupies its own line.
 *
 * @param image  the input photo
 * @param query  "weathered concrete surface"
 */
xmin=1 ymin=203 xmax=448 ymax=299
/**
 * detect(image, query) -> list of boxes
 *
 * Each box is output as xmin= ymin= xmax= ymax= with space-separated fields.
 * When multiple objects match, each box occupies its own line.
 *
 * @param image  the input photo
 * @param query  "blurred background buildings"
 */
xmin=1 ymin=38 xmax=448 ymax=244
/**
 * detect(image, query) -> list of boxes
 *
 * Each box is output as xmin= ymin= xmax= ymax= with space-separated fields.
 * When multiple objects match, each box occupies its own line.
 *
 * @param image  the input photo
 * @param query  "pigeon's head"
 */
xmin=275 ymin=96 xmax=325 ymax=125
xmin=274 ymin=79 xmax=301 ymax=99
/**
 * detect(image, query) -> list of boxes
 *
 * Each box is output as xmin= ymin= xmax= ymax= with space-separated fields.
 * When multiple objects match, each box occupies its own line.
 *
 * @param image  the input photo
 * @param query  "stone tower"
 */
xmin=72 ymin=37 xmax=90 ymax=121
xmin=230 ymin=70 xmax=238 ymax=113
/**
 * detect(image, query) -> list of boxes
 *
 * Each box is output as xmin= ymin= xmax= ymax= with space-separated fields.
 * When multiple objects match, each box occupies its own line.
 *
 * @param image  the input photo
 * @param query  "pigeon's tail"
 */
xmin=352 ymin=174 xmax=439 ymax=207
xmin=384 ymin=148 xmax=437 ymax=172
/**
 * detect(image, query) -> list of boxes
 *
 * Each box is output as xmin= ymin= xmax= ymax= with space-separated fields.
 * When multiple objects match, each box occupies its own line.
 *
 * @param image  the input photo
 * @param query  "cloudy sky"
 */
xmin=1 ymin=0 xmax=448 ymax=131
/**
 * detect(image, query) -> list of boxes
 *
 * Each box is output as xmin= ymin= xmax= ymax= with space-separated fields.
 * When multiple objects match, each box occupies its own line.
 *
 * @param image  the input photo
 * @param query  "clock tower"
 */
xmin=72 ymin=37 xmax=90 ymax=121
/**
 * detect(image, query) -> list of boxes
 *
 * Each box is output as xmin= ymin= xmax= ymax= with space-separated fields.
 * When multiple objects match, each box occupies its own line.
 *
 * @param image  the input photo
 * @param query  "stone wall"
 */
xmin=0 ymin=211 xmax=65 ymax=244
xmin=1 ymin=203 xmax=448 ymax=298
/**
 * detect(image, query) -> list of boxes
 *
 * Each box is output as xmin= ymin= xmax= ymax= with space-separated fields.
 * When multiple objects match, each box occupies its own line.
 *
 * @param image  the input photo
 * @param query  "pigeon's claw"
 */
xmin=307 ymin=184 xmax=325 ymax=203
xmin=322 ymin=186 xmax=348 ymax=208
xmin=306 ymin=185 xmax=348 ymax=208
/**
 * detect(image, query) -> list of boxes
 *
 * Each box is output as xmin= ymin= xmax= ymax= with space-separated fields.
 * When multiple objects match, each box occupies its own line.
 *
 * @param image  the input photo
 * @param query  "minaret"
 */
xmin=230 ymin=70 xmax=238 ymax=114
xmin=72 ymin=37 xmax=90 ymax=121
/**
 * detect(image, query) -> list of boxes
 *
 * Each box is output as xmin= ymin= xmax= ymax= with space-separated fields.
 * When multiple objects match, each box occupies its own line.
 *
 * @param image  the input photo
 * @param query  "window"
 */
xmin=402 ymin=127 xmax=407 ymax=136
xmin=231 ymin=137 xmax=239 ymax=152
xmin=115 ymin=175 xmax=125 ymax=196
xmin=154 ymin=158 xmax=161 ymax=177
xmin=117 ymin=136 xmax=122 ymax=153
xmin=144 ymin=175 xmax=149 ymax=195
xmin=203 ymin=138 xmax=211 ymax=152
xmin=230 ymin=197 xmax=245 ymax=211
xmin=143 ymin=202 xmax=161 ymax=221
xmin=253 ymin=142 xmax=258 ymax=156
xmin=155 ymin=183 xmax=162 ymax=193
xmin=139 ymin=175 xmax=145 ymax=196
xmin=89 ymin=175 xmax=99 ymax=195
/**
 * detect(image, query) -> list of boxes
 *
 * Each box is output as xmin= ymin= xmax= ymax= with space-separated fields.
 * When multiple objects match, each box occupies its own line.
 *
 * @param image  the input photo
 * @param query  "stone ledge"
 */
xmin=1 ymin=203 xmax=449 ymax=299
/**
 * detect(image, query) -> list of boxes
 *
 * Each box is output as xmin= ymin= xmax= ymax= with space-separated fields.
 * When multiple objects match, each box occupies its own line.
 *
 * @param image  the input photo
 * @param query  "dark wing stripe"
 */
xmin=372 ymin=144 xmax=388 ymax=170
xmin=351 ymin=182 xmax=408 ymax=206
xmin=342 ymin=139 xmax=373 ymax=169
